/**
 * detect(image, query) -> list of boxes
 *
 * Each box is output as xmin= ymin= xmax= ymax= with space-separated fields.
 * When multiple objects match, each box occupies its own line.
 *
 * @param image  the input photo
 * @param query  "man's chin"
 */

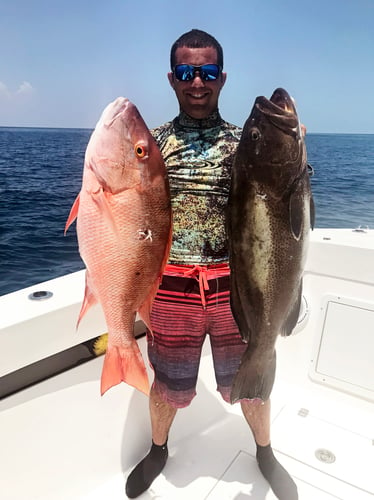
xmin=183 ymin=101 xmax=215 ymax=119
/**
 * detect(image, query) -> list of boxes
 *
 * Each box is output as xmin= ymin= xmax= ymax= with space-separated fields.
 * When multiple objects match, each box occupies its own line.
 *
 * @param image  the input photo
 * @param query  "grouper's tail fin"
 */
xmin=100 ymin=341 xmax=150 ymax=396
xmin=230 ymin=348 xmax=276 ymax=404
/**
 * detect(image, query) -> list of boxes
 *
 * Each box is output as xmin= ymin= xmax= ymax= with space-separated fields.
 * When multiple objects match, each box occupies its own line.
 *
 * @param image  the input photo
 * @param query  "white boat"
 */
xmin=1 ymin=228 xmax=373 ymax=500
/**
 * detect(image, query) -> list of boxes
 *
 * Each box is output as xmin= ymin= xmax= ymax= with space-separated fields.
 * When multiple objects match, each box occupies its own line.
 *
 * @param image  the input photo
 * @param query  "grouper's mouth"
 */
xmin=253 ymin=88 xmax=301 ymax=137
xmin=269 ymin=88 xmax=297 ymax=115
xmin=254 ymin=88 xmax=297 ymax=120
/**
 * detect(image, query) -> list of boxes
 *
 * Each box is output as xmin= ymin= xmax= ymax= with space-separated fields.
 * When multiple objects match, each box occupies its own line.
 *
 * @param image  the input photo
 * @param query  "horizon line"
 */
xmin=0 ymin=125 xmax=373 ymax=135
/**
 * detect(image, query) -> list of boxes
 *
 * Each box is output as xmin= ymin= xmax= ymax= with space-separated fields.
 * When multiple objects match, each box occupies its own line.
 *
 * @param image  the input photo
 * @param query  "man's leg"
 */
xmin=125 ymin=387 xmax=177 ymax=498
xmin=241 ymin=399 xmax=298 ymax=500
xmin=150 ymin=386 xmax=178 ymax=445
xmin=207 ymin=273 xmax=298 ymax=500
xmin=126 ymin=271 xmax=205 ymax=498
xmin=241 ymin=398 xmax=270 ymax=446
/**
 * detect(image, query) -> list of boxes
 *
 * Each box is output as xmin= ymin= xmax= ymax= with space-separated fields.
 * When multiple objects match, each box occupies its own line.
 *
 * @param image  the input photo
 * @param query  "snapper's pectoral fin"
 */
xmin=162 ymin=219 xmax=173 ymax=274
xmin=64 ymin=194 xmax=80 ymax=234
xmin=138 ymin=295 xmax=153 ymax=334
xmin=100 ymin=342 xmax=150 ymax=396
xmin=138 ymin=223 xmax=172 ymax=334
xmin=76 ymin=271 xmax=98 ymax=329
xmin=90 ymin=188 xmax=120 ymax=237
xmin=280 ymin=283 xmax=302 ymax=336
xmin=138 ymin=274 xmax=163 ymax=334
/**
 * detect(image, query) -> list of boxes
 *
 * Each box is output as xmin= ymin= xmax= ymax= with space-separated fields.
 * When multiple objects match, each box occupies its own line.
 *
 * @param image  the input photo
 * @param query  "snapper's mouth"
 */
xmin=101 ymin=97 xmax=132 ymax=129
xmin=105 ymin=97 xmax=133 ymax=127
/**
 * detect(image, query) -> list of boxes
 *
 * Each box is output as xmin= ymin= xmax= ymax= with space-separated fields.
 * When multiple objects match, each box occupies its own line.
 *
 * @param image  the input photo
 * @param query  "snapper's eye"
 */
xmin=134 ymin=144 xmax=146 ymax=158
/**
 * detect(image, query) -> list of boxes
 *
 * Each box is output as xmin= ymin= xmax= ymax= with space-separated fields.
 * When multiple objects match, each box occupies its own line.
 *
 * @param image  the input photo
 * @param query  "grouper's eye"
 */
xmin=250 ymin=128 xmax=261 ymax=141
xmin=134 ymin=144 xmax=147 ymax=158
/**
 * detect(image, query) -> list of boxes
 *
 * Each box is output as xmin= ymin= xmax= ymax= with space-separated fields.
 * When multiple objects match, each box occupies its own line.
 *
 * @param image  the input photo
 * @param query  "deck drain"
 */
xmin=298 ymin=408 xmax=309 ymax=417
xmin=315 ymin=448 xmax=336 ymax=464
xmin=28 ymin=290 xmax=53 ymax=301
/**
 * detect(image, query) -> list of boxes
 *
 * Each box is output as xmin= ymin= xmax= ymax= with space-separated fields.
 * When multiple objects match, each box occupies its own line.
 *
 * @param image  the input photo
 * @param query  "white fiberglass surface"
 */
xmin=1 ymin=228 xmax=374 ymax=499
xmin=1 ymin=337 xmax=374 ymax=500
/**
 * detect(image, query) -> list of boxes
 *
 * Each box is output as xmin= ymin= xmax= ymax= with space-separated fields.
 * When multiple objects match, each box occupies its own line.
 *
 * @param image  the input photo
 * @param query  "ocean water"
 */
xmin=1 ymin=128 xmax=373 ymax=296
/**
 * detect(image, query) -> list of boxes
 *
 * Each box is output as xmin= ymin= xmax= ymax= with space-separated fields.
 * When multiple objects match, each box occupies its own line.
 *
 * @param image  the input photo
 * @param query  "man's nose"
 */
xmin=191 ymin=73 xmax=204 ymax=86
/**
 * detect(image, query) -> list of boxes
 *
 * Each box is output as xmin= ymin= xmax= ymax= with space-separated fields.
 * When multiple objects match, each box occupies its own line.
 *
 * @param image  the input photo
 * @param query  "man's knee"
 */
xmin=151 ymin=381 xmax=197 ymax=409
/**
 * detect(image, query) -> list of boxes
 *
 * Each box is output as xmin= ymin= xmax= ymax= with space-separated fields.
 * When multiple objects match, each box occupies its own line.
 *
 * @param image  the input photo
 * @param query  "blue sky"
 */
xmin=0 ymin=0 xmax=373 ymax=133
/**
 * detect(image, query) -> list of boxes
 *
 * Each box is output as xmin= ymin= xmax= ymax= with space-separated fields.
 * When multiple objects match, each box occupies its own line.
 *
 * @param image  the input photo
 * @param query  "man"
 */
xmin=126 ymin=29 xmax=298 ymax=500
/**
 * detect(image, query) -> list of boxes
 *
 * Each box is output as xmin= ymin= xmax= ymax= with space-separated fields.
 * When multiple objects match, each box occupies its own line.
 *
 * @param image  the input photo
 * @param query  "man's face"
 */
xmin=168 ymin=46 xmax=227 ymax=119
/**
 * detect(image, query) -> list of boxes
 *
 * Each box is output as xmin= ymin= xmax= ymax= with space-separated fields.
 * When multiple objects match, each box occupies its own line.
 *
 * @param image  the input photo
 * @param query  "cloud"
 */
xmin=16 ymin=81 xmax=34 ymax=95
xmin=0 ymin=81 xmax=36 ymax=125
xmin=0 ymin=81 xmax=11 ymax=98
xmin=0 ymin=81 xmax=35 ymax=99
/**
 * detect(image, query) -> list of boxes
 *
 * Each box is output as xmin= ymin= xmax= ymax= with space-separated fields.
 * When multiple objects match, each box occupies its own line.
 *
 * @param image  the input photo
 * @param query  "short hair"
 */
xmin=170 ymin=29 xmax=224 ymax=70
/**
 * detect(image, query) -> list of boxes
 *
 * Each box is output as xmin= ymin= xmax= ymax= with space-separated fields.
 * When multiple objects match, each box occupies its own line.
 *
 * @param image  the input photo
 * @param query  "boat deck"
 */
xmin=1 ymin=229 xmax=374 ymax=499
xmin=1 ymin=335 xmax=373 ymax=500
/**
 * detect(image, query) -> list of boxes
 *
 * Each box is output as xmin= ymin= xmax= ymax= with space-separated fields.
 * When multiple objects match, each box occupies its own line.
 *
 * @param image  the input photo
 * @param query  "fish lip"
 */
xmin=102 ymin=97 xmax=133 ymax=128
xmin=255 ymin=88 xmax=297 ymax=117
xmin=255 ymin=98 xmax=296 ymax=118
xmin=254 ymin=90 xmax=300 ymax=135
xmin=270 ymin=87 xmax=297 ymax=114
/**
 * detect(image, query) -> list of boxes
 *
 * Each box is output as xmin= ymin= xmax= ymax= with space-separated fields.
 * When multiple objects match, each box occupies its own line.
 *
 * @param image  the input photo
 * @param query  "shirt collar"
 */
xmin=175 ymin=109 xmax=223 ymax=129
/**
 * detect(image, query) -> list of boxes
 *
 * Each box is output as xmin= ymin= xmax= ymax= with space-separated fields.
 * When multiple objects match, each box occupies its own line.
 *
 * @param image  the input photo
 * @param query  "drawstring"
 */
xmin=163 ymin=263 xmax=229 ymax=309
xmin=183 ymin=265 xmax=210 ymax=309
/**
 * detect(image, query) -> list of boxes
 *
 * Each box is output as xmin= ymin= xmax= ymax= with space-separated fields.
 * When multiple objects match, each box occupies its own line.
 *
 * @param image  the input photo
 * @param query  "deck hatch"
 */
xmin=310 ymin=295 xmax=374 ymax=401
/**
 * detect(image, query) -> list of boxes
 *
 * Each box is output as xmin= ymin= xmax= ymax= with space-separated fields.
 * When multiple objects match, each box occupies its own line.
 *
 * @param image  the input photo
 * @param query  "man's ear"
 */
xmin=167 ymin=72 xmax=175 ymax=90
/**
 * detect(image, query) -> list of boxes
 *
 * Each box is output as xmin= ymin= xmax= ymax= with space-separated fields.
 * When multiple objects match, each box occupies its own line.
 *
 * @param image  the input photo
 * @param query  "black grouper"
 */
xmin=227 ymin=88 xmax=315 ymax=403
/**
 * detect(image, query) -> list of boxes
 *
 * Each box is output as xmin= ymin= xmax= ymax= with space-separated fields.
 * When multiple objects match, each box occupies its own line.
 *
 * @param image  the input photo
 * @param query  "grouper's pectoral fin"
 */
xmin=230 ymin=272 xmax=253 ymax=343
xmin=289 ymin=167 xmax=315 ymax=237
xmin=230 ymin=347 xmax=276 ymax=404
xmin=281 ymin=283 xmax=303 ymax=337
xmin=100 ymin=341 xmax=150 ymax=396
xmin=310 ymin=194 xmax=316 ymax=229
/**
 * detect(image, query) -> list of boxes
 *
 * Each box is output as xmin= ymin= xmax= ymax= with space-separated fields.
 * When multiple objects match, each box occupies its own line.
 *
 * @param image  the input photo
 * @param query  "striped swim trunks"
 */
xmin=147 ymin=263 xmax=247 ymax=408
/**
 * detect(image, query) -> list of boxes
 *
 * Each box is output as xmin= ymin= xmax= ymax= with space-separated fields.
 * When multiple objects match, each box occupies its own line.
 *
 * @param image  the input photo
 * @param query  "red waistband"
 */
xmin=163 ymin=263 xmax=230 ymax=309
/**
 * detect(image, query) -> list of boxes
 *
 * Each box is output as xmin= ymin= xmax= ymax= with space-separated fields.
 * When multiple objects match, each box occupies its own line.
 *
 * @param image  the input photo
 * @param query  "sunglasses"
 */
xmin=173 ymin=64 xmax=222 ymax=82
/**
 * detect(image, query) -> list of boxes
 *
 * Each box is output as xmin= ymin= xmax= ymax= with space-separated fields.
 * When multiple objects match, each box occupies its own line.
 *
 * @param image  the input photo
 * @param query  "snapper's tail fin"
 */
xmin=100 ymin=341 xmax=149 ymax=396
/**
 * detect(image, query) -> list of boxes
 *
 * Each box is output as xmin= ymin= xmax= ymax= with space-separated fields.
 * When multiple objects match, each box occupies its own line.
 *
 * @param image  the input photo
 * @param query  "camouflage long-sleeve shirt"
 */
xmin=151 ymin=110 xmax=241 ymax=265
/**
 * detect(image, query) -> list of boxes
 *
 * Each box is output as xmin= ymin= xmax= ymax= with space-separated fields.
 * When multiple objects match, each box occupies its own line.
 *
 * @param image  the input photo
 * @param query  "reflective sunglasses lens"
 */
xmin=200 ymin=64 xmax=220 ymax=81
xmin=174 ymin=65 xmax=194 ymax=81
